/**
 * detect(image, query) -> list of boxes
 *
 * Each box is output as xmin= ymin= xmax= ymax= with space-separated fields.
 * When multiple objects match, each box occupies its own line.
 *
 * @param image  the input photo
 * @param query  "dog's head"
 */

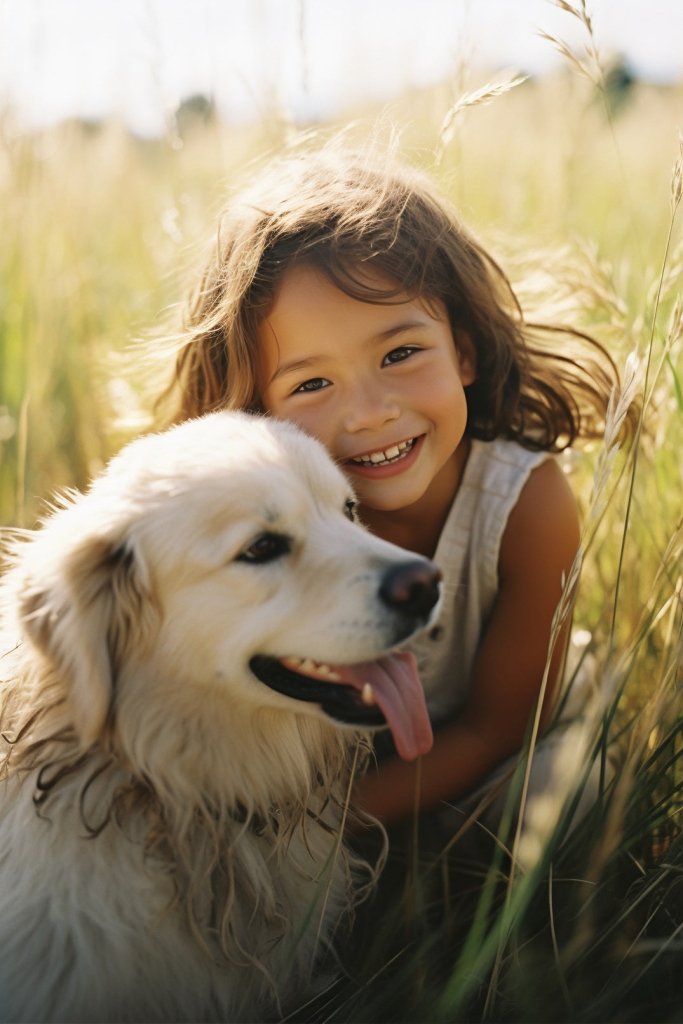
xmin=11 ymin=412 xmax=440 ymax=764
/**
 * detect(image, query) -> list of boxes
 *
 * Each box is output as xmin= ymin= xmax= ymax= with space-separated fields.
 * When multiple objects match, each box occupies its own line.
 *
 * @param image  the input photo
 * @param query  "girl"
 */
xmin=153 ymin=144 xmax=630 ymax=850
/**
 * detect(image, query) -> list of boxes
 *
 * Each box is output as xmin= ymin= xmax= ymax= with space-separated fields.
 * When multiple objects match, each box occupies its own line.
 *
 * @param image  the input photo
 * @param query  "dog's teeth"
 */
xmin=317 ymin=664 xmax=342 ymax=681
xmin=282 ymin=656 xmax=342 ymax=682
xmin=361 ymin=683 xmax=375 ymax=705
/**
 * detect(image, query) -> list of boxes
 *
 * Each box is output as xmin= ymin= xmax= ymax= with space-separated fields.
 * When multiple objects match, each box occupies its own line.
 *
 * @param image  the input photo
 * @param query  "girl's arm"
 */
xmin=354 ymin=458 xmax=580 ymax=826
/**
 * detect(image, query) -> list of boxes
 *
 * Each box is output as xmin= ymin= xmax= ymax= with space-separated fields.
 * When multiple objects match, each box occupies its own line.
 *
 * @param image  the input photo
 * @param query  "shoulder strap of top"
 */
xmin=435 ymin=438 xmax=552 ymax=595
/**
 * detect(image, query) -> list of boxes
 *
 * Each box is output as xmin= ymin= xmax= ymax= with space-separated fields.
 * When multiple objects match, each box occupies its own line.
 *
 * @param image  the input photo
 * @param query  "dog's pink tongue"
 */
xmin=337 ymin=651 xmax=433 ymax=761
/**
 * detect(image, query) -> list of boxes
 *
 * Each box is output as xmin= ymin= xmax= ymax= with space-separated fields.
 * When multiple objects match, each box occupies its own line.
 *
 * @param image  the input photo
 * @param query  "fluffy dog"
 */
xmin=0 ymin=411 xmax=440 ymax=1023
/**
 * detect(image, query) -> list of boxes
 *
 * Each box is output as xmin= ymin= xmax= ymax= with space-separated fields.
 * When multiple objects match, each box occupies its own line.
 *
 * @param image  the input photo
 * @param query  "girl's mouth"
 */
xmin=344 ymin=436 xmax=422 ymax=477
xmin=349 ymin=437 xmax=416 ymax=466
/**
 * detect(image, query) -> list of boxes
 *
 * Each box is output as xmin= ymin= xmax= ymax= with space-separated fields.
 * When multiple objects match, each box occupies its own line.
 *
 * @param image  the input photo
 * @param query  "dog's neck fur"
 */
xmin=1 ymin=673 xmax=375 ymax=996
xmin=1 ymin=646 xmax=375 ymax=965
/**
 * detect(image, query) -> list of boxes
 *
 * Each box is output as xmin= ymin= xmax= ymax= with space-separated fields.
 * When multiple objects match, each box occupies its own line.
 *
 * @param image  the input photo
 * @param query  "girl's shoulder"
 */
xmin=437 ymin=438 xmax=555 ymax=588
xmin=463 ymin=436 xmax=552 ymax=511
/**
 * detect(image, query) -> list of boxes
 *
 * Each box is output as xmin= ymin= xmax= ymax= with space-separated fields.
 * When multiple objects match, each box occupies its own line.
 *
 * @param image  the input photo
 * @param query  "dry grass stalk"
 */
xmin=642 ymin=296 xmax=683 ymax=414
xmin=671 ymin=132 xmax=683 ymax=210
xmin=504 ymin=343 xmax=642 ymax=882
xmin=437 ymin=74 xmax=528 ymax=156
xmin=539 ymin=0 xmax=604 ymax=90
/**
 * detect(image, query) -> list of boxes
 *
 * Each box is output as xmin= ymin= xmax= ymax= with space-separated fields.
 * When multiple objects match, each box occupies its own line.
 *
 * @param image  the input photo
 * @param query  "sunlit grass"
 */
xmin=0 ymin=35 xmax=681 ymax=1023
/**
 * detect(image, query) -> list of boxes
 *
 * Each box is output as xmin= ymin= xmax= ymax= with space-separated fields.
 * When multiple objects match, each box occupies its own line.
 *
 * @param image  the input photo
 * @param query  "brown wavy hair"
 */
xmin=154 ymin=144 xmax=630 ymax=451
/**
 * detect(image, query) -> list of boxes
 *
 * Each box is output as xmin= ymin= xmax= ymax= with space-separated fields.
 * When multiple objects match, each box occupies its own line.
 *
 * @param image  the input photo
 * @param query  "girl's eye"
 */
xmin=293 ymin=377 xmax=330 ymax=394
xmin=382 ymin=345 xmax=419 ymax=366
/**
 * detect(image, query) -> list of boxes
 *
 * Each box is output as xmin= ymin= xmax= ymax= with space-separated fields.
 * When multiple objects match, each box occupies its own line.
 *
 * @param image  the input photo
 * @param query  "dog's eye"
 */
xmin=237 ymin=533 xmax=292 ymax=564
xmin=344 ymin=498 xmax=357 ymax=522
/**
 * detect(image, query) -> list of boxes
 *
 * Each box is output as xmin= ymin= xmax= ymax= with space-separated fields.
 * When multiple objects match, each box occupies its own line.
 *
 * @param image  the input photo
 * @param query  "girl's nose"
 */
xmin=343 ymin=377 xmax=400 ymax=434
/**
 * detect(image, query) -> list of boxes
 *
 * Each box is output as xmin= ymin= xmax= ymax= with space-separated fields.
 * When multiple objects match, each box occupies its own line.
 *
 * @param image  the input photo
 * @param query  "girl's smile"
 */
xmin=257 ymin=263 xmax=476 ymax=555
xmin=344 ymin=435 xmax=422 ymax=477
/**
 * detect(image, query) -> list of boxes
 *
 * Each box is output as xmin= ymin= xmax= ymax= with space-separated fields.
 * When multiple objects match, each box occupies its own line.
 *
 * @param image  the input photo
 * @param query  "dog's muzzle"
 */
xmin=248 ymin=557 xmax=441 ymax=760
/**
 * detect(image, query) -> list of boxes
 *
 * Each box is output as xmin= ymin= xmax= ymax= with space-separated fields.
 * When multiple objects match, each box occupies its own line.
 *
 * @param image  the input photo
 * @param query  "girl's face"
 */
xmin=257 ymin=263 xmax=475 ymax=527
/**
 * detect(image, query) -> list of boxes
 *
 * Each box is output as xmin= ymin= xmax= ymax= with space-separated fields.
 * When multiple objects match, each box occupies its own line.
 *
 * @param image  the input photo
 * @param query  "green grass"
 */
xmin=1 ymin=38 xmax=681 ymax=1024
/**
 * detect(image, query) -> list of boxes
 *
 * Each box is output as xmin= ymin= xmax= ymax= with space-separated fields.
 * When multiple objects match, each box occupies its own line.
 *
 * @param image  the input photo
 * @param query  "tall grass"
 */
xmin=0 ymin=12 xmax=681 ymax=1020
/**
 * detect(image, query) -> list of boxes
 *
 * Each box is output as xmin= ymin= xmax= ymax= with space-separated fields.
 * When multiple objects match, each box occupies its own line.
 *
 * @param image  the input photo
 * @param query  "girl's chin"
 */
xmin=353 ymin=479 xmax=430 ymax=517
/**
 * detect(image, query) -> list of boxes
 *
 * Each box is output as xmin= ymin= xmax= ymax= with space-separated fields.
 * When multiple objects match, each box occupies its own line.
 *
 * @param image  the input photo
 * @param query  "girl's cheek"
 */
xmin=257 ymin=384 xmax=337 ymax=449
xmin=286 ymin=405 xmax=336 ymax=451
xmin=258 ymin=386 xmax=285 ymax=416
xmin=287 ymin=407 xmax=326 ymax=438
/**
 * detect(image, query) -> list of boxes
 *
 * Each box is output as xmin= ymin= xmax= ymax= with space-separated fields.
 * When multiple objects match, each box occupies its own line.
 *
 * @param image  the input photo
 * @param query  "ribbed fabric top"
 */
xmin=408 ymin=437 xmax=551 ymax=725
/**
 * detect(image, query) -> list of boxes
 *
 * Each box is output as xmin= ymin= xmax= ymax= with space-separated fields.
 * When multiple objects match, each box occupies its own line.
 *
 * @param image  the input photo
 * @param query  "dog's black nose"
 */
xmin=379 ymin=560 xmax=442 ymax=619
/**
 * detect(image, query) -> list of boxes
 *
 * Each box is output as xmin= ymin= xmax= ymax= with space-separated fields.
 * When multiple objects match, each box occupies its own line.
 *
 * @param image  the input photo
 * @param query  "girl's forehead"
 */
xmin=269 ymin=260 xmax=442 ymax=320
xmin=258 ymin=263 xmax=450 ymax=382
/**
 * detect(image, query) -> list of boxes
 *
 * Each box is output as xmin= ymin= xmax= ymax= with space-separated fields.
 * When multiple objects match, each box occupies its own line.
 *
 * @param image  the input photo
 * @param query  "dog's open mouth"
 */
xmin=249 ymin=651 xmax=433 ymax=761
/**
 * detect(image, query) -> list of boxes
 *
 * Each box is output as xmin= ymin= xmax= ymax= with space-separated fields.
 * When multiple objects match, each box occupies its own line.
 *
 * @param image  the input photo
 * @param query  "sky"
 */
xmin=0 ymin=0 xmax=681 ymax=136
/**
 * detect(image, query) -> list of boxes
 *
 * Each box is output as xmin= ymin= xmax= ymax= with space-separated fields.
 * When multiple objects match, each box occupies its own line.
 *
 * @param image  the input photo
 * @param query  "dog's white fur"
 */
xmin=0 ymin=411 xmax=437 ymax=1023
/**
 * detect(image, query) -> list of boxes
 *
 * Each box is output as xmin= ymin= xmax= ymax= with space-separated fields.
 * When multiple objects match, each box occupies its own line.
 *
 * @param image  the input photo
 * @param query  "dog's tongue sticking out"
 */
xmin=337 ymin=651 xmax=433 ymax=761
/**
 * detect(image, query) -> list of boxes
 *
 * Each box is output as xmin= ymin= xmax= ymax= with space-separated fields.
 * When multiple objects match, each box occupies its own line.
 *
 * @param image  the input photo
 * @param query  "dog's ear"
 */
xmin=18 ymin=530 xmax=156 ymax=747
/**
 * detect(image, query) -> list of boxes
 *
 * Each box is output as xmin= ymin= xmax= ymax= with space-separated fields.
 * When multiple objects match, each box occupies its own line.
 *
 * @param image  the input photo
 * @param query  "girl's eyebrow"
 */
xmin=270 ymin=318 xmax=434 ymax=384
xmin=269 ymin=356 xmax=320 ymax=384
xmin=374 ymin=317 xmax=434 ymax=343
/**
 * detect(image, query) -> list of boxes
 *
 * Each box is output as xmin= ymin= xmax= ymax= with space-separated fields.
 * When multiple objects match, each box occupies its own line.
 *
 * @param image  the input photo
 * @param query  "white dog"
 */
xmin=0 ymin=411 xmax=440 ymax=1023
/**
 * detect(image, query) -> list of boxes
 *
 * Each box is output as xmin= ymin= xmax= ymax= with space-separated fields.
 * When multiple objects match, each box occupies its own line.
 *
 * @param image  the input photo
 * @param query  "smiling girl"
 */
xmin=152 ymin=144 xmax=632 ymax=847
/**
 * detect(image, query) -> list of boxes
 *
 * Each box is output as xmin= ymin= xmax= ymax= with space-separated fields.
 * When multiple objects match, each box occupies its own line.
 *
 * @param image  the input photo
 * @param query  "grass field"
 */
xmin=1 ymin=19 xmax=682 ymax=1022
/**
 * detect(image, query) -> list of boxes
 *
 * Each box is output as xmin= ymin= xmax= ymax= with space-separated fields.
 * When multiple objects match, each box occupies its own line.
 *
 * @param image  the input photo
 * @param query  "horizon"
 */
xmin=0 ymin=0 xmax=681 ymax=137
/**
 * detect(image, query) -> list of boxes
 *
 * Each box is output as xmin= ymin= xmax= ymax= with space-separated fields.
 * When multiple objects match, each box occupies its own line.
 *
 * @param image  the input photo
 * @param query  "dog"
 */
xmin=0 ymin=411 xmax=440 ymax=1022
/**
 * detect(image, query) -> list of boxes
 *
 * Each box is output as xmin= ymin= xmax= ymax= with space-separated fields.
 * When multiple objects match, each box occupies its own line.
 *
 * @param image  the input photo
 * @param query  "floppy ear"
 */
xmin=18 ymin=531 xmax=156 ymax=747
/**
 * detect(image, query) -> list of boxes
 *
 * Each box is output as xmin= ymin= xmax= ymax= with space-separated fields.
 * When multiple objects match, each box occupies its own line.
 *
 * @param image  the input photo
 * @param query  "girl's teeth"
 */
xmin=353 ymin=439 xmax=414 ymax=465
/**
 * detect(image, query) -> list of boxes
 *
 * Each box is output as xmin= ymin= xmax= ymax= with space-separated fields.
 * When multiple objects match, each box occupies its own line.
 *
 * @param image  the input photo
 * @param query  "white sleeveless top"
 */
xmin=408 ymin=437 xmax=550 ymax=726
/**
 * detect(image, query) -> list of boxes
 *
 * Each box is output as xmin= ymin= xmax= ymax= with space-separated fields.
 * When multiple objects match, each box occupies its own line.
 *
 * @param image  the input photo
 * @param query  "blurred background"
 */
xmin=1 ymin=0 xmax=682 ymax=133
